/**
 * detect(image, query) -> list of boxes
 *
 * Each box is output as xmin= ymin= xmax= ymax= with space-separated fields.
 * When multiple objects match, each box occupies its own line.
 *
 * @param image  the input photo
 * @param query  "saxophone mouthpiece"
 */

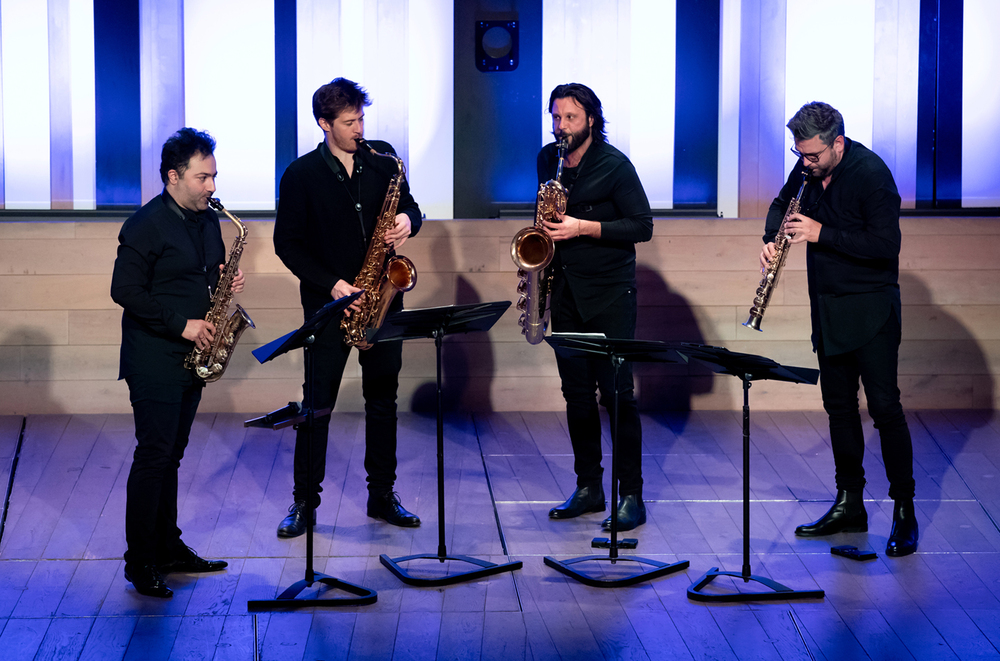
xmin=356 ymin=138 xmax=375 ymax=154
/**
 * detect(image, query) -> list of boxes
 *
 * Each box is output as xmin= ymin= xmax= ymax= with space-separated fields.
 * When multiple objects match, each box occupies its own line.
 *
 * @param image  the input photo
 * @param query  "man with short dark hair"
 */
xmin=111 ymin=127 xmax=242 ymax=598
xmin=760 ymin=101 xmax=918 ymax=557
xmin=539 ymin=83 xmax=654 ymax=532
xmin=273 ymin=78 xmax=422 ymax=537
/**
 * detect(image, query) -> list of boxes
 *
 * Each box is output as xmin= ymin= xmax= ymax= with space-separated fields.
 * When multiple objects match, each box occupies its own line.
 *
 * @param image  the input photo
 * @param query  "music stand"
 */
xmin=542 ymin=335 xmax=691 ymax=588
xmin=368 ymin=301 xmax=524 ymax=586
xmin=244 ymin=292 xmax=378 ymax=610
xmin=678 ymin=343 xmax=825 ymax=602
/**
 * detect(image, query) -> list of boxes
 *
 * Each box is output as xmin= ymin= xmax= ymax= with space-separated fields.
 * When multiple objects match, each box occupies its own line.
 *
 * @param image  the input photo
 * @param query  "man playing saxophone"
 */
xmin=111 ymin=128 xmax=243 ymax=597
xmin=760 ymin=101 xmax=917 ymax=557
xmin=273 ymin=78 xmax=422 ymax=538
xmin=539 ymin=83 xmax=653 ymax=531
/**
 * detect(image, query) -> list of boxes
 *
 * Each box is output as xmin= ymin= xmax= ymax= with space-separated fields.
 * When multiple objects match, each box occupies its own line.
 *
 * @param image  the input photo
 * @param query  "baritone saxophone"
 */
xmin=184 ymin=197 xmax=255 ymax=382
xmin=743 ymin=170 xmax=809 ymax=331
xmin=510 ymin=137 xmax=568 ymax=344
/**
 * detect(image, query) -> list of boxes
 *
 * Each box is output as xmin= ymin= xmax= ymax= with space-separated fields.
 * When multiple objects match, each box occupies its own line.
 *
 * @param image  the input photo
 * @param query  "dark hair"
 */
xmin=787 ymin=102 xmax=844 ymax=146
xmin=547 ymin=83 xmax=607 ymax=142
xmin=313 ymin=77 xmax=371 ymax=124
xmin=159 ymin=127 xmax=216 ymax=184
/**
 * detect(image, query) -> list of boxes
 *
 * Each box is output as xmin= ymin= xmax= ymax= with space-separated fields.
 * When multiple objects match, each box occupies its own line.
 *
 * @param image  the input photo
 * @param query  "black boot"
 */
xmin=601 ymin=494 xmax=646 ymax=532
xmin=367 ymin=491 xmax=421 ymax=527
xmin=886 ymin=500 xmax=919 ymax=557
xmin=549 ymin=485 xmax=606 ymax=519
xmin=277 ymin=501 xmax=316 ymax=538
xmin=795 ymin=489 xmax=867 ymax=537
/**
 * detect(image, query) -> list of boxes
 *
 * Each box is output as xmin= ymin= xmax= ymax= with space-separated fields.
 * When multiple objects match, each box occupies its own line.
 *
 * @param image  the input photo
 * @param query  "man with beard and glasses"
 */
xmin=759 ymin=101 xmax=918 ymax=557
xmin=111 ymin=128 xmax=243 ymax=597
xmin=538 ymin=83 xmax=653 ymax=531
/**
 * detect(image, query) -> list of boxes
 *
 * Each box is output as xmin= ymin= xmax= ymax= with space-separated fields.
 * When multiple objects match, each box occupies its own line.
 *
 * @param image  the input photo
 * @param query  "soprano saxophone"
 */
xmin=340 ymin=138 xmax=417 ymax=349
xmin=184 ymin=197 xmax=255 ymax=382
xmin=510 ymin=137 xmax=568 ymax=344
xmin=743 ymin=170 xmax=809 ymax=331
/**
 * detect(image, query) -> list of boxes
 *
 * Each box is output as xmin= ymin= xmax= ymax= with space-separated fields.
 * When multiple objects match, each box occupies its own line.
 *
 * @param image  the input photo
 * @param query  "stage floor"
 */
xmin=1 ymin=410 xmax=999 ymax=660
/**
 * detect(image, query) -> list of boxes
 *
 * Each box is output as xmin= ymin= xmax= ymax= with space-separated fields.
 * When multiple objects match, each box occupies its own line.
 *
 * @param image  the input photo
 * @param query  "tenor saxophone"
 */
xmin=184 ymin=197 xmax=255 ymax=382
xmin=340 ymin=138 xmax=417 ymax=349
xmin=510 ymin=137 xmax=568 ymax=344
xmin=743 ymin=170 xmax=809 ymax=331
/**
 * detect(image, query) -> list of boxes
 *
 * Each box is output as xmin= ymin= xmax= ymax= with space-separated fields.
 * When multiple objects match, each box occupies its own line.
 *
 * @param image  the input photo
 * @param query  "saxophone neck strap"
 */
xmin=320 ymin=141 xmax=367 ymax=243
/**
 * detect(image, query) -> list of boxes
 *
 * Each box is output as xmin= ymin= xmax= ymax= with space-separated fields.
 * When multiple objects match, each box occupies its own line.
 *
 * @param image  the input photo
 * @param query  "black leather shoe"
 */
xmin=367 ymin=491 xmax=420 ymax=527
xmin=277 ymin=500 xmax=316 ymax=538
xmin=601 ymin=494 xmax=647 ymax=531
xmin=795 ymin=489 xmax=868 ymax=537
xmin=158 ymin=545 xmax=228 ymax=574
xmin=125 ymin=564 xmax=173 ymax=598
xmin=549 ymin=485 xmax=606 ymax=519
xmin=886 ymin=500 xmax=919 ymax=557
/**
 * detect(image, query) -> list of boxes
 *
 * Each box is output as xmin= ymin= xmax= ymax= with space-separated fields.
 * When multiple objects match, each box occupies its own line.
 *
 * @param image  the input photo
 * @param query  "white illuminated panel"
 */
xmin=408 ymin=0 xmax=454 ymax=219
xmin=184 ymin=0 xmax=275 ymax=210
xmin=963 ymin=0 xmax=1000 ymax=207
xmin=631 ymin=0 xmax=676 ymax=209
xmin=1 ymin=0 xmax=52 ymax=209
xmin=296 ymin=0 xmax=342 ymax=157
xmin=69 ymin=0 xmax=96 ymax=209
xmin=785 ymin=0 xmax=875 ymax=174
xmin=717 ymin=0 xmax=740 ymax=218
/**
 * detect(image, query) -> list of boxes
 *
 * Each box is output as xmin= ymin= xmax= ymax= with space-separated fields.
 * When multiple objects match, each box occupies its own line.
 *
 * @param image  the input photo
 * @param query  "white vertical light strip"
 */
xmin=541 ymin=0 xmax=630 ymax=151
xmin=184 ymin=0 xmax=275 ymax=209
xmin=963 ymin=0 xmax=1000 ymax=207
xmin=1 ymin=0 xmax=52 ymax=209
xmin=69 ymin=0 xmax=95 ymax=210
xmin=48 ymin=0 xmax=73 ymax=209
xmin=408 ymin=0 xmax=454 ymax=219
xmin=881 ymin=0 xmax=920 ymax=209
xmin=296 ymin=0 xmax=341 ymax=157
xmin=340 ymin=0 xmax=365 ymax=83
xmin=140 ymin=0 xmax=185 ymax=205
xmin=718 ymin=0 xmax=741 ymax=218
xmin=630 ymin=0 xmax=675 ymax=209
xmin=785 ymin=0 xmax=875 ymax=174
xmin=363 ymin=0 xmax=407 ymax=165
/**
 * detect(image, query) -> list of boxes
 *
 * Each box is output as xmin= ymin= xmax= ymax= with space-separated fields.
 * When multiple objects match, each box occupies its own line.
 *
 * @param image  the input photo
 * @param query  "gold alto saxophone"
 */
xmin=510 ymin=137 xmax=568 ymax=344
xmin=340 ymin=138 xmax=417 ymax=349
xmin=743 ymin=170 xmax=809 ymax=331
xmin=184 ymin=197 xmax=256 ymax=382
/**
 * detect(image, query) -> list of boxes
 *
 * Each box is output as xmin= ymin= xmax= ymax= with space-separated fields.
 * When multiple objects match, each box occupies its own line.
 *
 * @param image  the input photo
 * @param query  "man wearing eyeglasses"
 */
xmin=758 ymin=101 xmax=918 ymax=557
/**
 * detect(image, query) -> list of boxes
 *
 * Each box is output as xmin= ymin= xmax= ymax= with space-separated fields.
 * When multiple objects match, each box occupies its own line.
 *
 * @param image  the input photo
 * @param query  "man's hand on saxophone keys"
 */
xmin=759 ymin=242 xmax=777 ymax=273
xmin=332 ymin=279 xmax=364 ymax=317
xmin=384 ymin=213 xmax=412 ymax=250
xmin=227 ymin=266 xmax=245 ymax=294
xmin=784 ymin=212 xmax=822 ymax=245
xmin=183 ymin=319 xmax=217 ymax=351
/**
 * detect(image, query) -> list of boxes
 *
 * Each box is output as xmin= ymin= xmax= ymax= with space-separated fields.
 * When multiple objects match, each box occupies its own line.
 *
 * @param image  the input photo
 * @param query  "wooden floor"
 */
xmin=1 ymin=409 xmax=1000 ymax=660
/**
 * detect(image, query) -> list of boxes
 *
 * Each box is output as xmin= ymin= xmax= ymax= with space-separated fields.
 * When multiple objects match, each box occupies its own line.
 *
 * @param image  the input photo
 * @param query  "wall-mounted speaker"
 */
xmin=475 ymin=20 xmax=519 ymax=72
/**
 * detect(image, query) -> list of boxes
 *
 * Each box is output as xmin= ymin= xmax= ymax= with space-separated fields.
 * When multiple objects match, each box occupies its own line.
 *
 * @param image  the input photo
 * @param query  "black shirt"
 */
xmin=111 ymin=190 xmax=225 ymax=384
xmin=273 ymin=140 xmax=422 ymax=313
xmin=764 ymin=138 xmax=902 ymax=355
xmin=536 ymin=139 xmax=653 ymax=321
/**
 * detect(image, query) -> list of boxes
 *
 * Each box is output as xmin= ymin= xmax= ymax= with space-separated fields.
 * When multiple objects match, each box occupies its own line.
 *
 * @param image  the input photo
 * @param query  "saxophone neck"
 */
xmin=554 ymin=137 xmax=569 ymax=183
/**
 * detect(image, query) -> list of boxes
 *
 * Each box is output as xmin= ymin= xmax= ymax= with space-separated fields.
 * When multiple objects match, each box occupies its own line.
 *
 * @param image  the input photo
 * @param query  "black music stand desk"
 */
xmin=369 ymin=301 xmax=523 ymax=586
xmin=244 ymin=292 xmax=378 ymax=609
xmin=678 ymin=343 xmax=825 ymax=602
xmin=542 ymin=335 xmax=691 ymax=588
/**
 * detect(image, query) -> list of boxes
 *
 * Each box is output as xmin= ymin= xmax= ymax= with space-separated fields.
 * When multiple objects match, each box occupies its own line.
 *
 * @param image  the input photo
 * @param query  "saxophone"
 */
xmin=184 ymin=197 xmax=256 ymax=382
xmin=340 ymin=138 xmax=417 ymax=349
xmin=743 ymin=170 xmax=809 ymax=331
xmin=510 ymin=137 xmax=568 ymax=344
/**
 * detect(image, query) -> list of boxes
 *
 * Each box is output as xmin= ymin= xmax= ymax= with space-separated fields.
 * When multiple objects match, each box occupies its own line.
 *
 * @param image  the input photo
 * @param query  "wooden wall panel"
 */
xmin=0 ymin=216 xmax=996 ymax=414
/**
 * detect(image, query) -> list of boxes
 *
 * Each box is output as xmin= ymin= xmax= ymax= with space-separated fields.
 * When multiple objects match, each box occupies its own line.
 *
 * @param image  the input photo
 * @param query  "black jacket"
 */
xmin=111 ymin=191 xmax=225 ymax=384
xmin=537 ymin=139 xmax=653 ymax=321
xmin=765 ymin=138 xmax=902 ymax=355
xmin=273 ymin=140 xmax=422 ymax=313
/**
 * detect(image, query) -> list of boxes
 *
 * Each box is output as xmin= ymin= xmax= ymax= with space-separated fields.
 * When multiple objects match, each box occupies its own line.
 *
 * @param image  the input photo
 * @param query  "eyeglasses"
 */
xmin=790 ymin=143 xmax=832 ymax=163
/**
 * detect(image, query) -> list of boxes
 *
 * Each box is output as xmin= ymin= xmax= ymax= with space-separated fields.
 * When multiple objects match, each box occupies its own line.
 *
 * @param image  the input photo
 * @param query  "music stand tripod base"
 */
xmin=687 ymin=567 xmax=824 ymax=602
xmin=248 ymin=572 xmax=377 ymax=610
xmin=544 ymin=554 xmax=690 ymax=589
xmin=380 ymin=553 xmax=523 ymax=587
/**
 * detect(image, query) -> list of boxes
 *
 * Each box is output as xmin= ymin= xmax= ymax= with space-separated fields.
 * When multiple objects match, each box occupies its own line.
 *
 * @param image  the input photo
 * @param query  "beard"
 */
xmin=556 ymin=123 xmax=591 ymax=155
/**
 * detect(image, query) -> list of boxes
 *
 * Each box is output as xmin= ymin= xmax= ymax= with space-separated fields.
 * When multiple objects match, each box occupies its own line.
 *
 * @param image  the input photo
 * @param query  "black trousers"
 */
xmin=124 ymin=377 xmax=202 ymax=566
xmin=817 ymin=313 xmax=915 ymax=501
xmin=551 ymin=285 xmax=643 ymax=496
xmin=293 ymin=311 xmax=402 ymax=508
